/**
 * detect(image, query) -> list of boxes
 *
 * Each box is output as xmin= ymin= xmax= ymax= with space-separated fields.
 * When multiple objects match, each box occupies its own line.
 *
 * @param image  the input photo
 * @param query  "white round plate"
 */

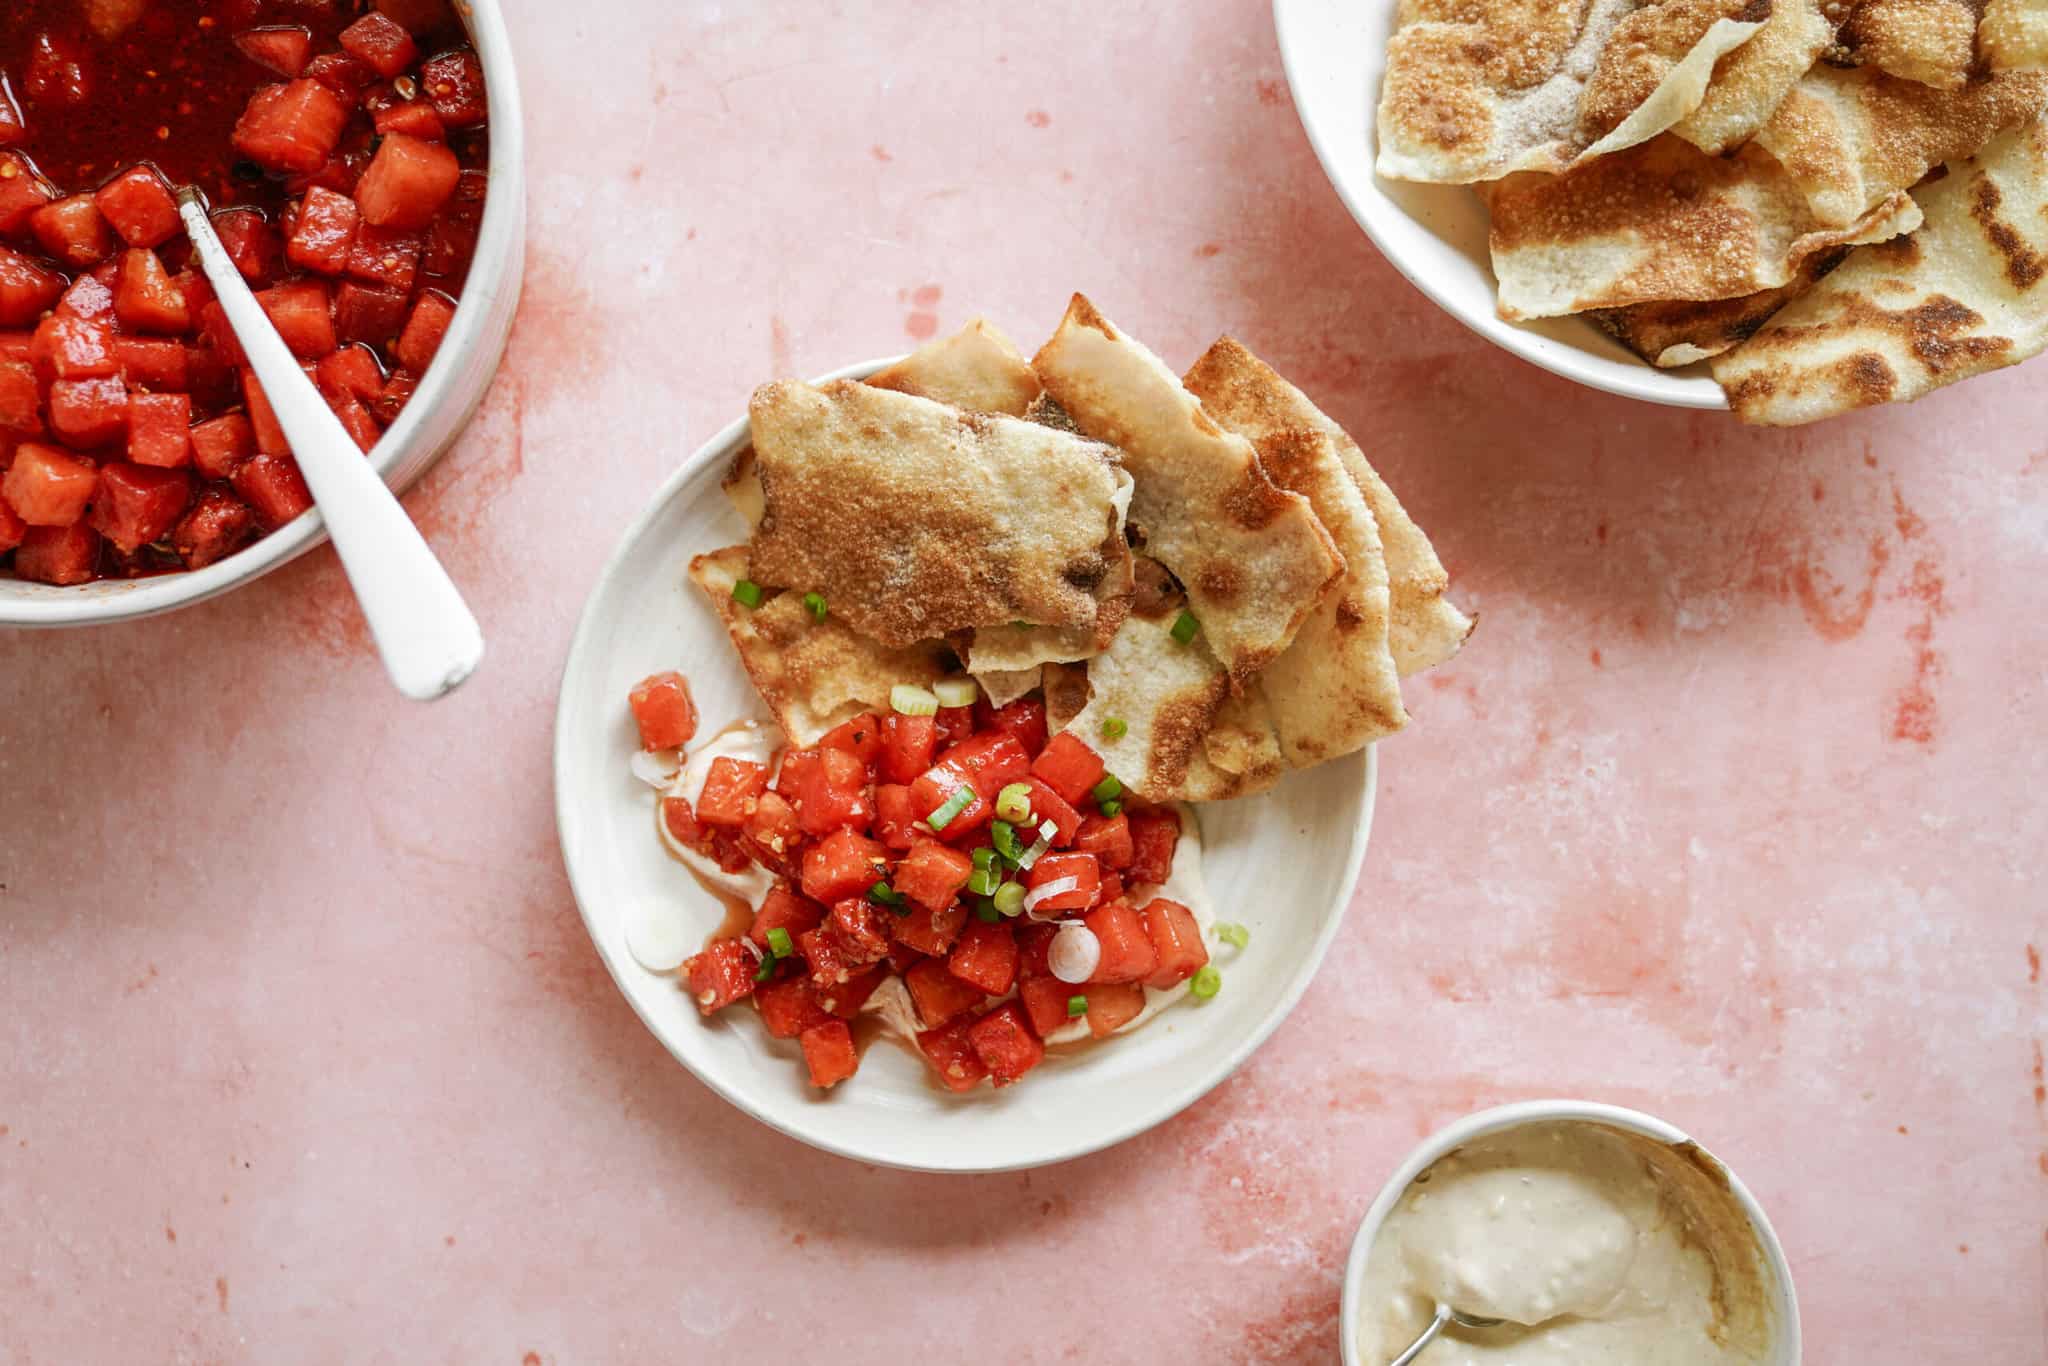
xmin=1272 ymin=0 xmax=1729 ymax=410
xmin=553 ymin=359 xmax=1379 ymax=1173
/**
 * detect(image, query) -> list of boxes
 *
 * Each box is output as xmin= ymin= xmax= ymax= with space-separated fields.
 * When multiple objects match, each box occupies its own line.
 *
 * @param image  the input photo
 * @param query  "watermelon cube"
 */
xmin=93 ymin=167 xmax=180 ymax=249
xmin=286 ymin=186 xmax=360 ymax=275
xmin=818 ymin=963 xmax=886 ymax=1020
xmin=799 ymin=829 xmax=888 ymax=905
xmin=1019 ymin=976 xmax=1079 ymax=1039
xmin=0 ymin=357 xmax=40 ymax=434
xmin=1074 ymin=812 xmax=1134 ymax=870
xmin=170 ymin=487 xmax=254 ymax=569
xmin=354 ymin=133 xmax=459 ymax=230
xmin=48 ymin=375 xmax=128 ymax=448
xmin=893 ymin=840 xmax=972 ymax=914
xmin=188 ymin=414 xmax=255 ymax=480
xmin=1084 ymin=901 xmax=1157 ymax=985
xmin=126 ymin=393 xmax=192 ymax=468
xmin=333 ymin=280 xmax=410 ymax=347
xmin=753 ymin=976 xmax=833 ymax=1040
xmin=29 ymin=195 xmax=114 ymax=268
xmin=338 ymin=12 xmax=419 ymax=77
xmin=1084 ymin=982 xmax=1147 ymax=1039
xmin=890 ymin=899 xmax=966 ymax=958
xmin=230 ymin=452 xmax=313 ymax=529
xmin=625 ymin=670 xmax=697 ymax=749
xmin=0 ymin=155 xmax=56 ymax=235
xmin=241 ymin=371 xmax=289 ymax=454
xmin=393 ymin=289 xmax=455 ymax=373
xmin=114 ymin=249 xmax=190 ymax=334
xmin=420 ymin=50 xmax=488 ymax=128
xmin=1140 ymin=898 xmax=1208 ymax=990
xmin=316 ymin=344 xmax=386 ymax=404
xmin=873 ymin=783 xmax=921 ymax=851
xmin=113 ymin=337 xmax=188 ymax=390
xmin=798 ymin=1020 xmax=859 ymax=1088
xmin=967 ymin=1003 xmax=1045 ymax=1086
xmin=4 ymin=443 xmax=97 ymax=525
xmin=233 ymin=25 xmax=314 ymax=78
xmin=1029 ymin=732 xmax=1106 ymax=806
xmin=916 ymin=1019 xmax=988 ymax=1092
xmin=697 ymin=756 xmax=768 ymax=827
xmin=374 ymin=99 xmax=446 ymax=141
xmin=0 ymin=246 xmax=64 ymax=326
xmin=212 ymin=210 xmax=280 ymax=284
xmin=905 ymin=956 xmax=984 ymax=1030
xmin=1127 ymin=809 xmax=1181 ymax=885
xmin=947 ymin=919 xmax=1019 ymax=996
xmin=745 ymin=885 xmax=824 ymax=956
xmin=0 ymin=498 xmax=24 ymax=554
xmin=346 ymin=224 xmax=424 ymax=291
xmin=14 ymin=522 xmax=100 ymax=584
xmin=32 ymin=313 xmax=118 ymax=379
xmin=90 ymin=462 xmax=190 ymax=552
xmin=681 ymin=939 xmax=756 ymax=1016
xmin=256 ymin=280 xmax=337 ymax=359
xmin=1023 ymin=851 xmax=1099 ymax=915
xmin=232 ymin=80 xmax=351 ymax=175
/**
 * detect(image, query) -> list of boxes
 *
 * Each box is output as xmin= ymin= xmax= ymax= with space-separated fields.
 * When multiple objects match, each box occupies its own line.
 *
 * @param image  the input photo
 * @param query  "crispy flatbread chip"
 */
xmin=866 ymin=319 xmax=1043 ymax=416
xmin=745 ymin=379 xmax=1132 ymax=648
xmin=1060 ymin=610 xmax=1231 ymax=801
xmin=1589 ymin=246 xmax=1854 ymax=364
xmin=1031 ymin=295 xmax=1344 ymax=685
xmin=1168 ymin=686 xmax=1288 ymax=803
xmin=1716 ymin=113 xmax=2048 ymax=423
xmin=1377 ymin=0 xmax=1770 ymax=184
xmin=1753 ymin=65 xmax=2048 ymax=226
xmin=1839 ymin=0 xmax=1981 ymax=89
xmin=1183 ymin=339 xmax=1409 ymax=765
xmin=1982 ymin=0 xmax=2048 ymax=69
xmin=1672 ymin=0 xmax=1840 ymax=153
xmin=975 ymin=667 xmax=1042 ymax=709
xmin=1486 ymin=135 xmax=1923 ymax=318
xmin=689 ymin=547 xmax=950 ymax=745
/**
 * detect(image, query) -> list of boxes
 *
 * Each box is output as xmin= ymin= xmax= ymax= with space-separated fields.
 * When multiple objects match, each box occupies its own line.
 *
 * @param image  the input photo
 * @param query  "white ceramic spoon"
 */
xmin=176 ymin=188 xmax=485 ymax=701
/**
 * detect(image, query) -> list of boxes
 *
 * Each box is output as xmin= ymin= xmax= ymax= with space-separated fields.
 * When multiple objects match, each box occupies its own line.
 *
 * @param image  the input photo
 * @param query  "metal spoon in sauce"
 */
xmin=1387 ymin=1304 xmax=1506 ymax=1366
xmin=174 ymin=187 xmax=485 ymax=702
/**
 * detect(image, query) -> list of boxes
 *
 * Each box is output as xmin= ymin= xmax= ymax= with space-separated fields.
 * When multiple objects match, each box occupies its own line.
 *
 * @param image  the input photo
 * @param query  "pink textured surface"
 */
xmin=2 ymin=2 xmax=2045 ymax=1361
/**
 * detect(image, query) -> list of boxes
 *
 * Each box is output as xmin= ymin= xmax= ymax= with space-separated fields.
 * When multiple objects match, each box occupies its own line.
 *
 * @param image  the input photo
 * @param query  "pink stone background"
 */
xmin=3 ymin=2 xmax=2046 ymax=1361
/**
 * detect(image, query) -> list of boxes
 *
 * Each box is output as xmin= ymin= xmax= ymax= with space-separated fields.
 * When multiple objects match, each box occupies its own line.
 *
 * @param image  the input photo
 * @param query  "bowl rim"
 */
xmin=0 ymin=0 xmax=528 ymax=627
xmin=1270 ymin=0 xmax=1730 ymax=411
xmin=1337 ymin=1099 xmax=1803 ymax=1365
xmin=551 ymin=356 xmax=1382 ymax=1172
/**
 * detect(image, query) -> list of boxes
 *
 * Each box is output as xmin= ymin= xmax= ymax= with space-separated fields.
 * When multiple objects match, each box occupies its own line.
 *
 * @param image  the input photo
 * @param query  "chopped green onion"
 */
xmin=1066 ymin=994 xmax=1089 ymax=1018
xmin=1091 ymin=774 xmax=1123 ymax=803
xmin=891 ymin=683 xmax=940 ymax=716
xmin=993 ymin=881 xmax=1025 ymax=917
xmin=990 ymin=820 xmax=1023 ymax=862
xmin=731 ymin=578 xmax=764 ymax=609
xmin=1008 ymin=619 xmax=1033 ymax=630
xmin=1100 ymin=717 xmax=1128 ymax=741
xmin=934 ymin=677 xmax=980 ymax=708
xmin=965 ymin=866 xmax=1000 ymax=897
xmin=801 ymin=591 xmax=828 ymax=623
xmin=1170 ymin=610 xmax=1200 ymax=645
xmin=866 ymin=880 xmax=904 ymax=907
xmin=974 ymin=899 xmax=1001 ymax=923
xmin=766 ymin=927 xmax=794 ymax=958
xmin=1099 ymin=798 xmax=1123 ymax=818
xmin=971 ymin=846 xmax=997 ymax=870
xmin=753 ymin=950 xmax=777 ymax=982
xmin=927 ymin=784 xmax=974 ymax=830
xmin=994 ymin=782 xmax=1033 ymax=824
xmin=1216 ymin=922 xmax=1250 ymax=950
xmin=1189 ymin=964 xmax=1222 ymax=999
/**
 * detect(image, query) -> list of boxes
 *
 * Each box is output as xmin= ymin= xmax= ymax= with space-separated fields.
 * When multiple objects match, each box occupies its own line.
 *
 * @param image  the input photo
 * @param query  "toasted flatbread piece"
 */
xmin=975 ymin=667 xmax=1041 ymax=709
xmin=1032 ymin=296 xmax=1344 ymax=685
xmin=1183 ymin=339 xmax=1409 ymax=765
xmin=1167 ymin=685 xmax=1288 ymax=803
xmin=1487 ymin=136 xmax=1923 ymax=318
xmin=690 ymin=547 xmax=950 ymax=745
xmin=1590 ymin=247 xmax=1854 ymax=365
xmin=1715 ymin=113 xmax=2048 ymax=423
xmin=1672 ymin=0 xmax=1838 ymax=153
xmin=1377 ymin=0 xmax=1769 ymax=184
xmin=1982 ymin=0 xmax=2048 ymax=69
xmin=1061 ymin=610 xmax=1231 ymax=801
xmin=1839 ymin=0 xmax=1980 ymax=89
xmin=1754 ymin=65 xmax=2048 ymax=227
xmin=745 ymin=379 xmax=1132 ymax=648
xmin=866 ymin=319 xmax=1043 ymax=416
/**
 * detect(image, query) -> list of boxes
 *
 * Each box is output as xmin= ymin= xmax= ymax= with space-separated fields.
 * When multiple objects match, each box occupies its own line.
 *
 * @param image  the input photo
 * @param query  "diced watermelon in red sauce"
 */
xmin=113 ymin=249 xmax=190 ymax=335
xmin=287 ymin=186 xmax=360 ymax=275
xmin=1019 ymin=976 xmax=1077 ymax=1040
xmin=975 ymin=695 xmax=1049 ymax=758
xmin=1084 ymin=982 xmax=1147 ymax=1039
xmin=682 ymin=939 xmax=757 ymax=1016
xmin=799 ymin=1021 xmax=859 ymax=1088
xmin=14 ymin=521 xmax=99 ymax=584
xmin=30 ymin=195 xmax=114 ymax=269
xmin=746 ymin=884 xmax=825 ymax=955
xmin=48 ymin=375 xmax=128 ymax=448
xmin=905 ymin=956 xmax=983 ymax=1030
xmin=817 ymin=963 xmax=887 ymax=1020
xmin=893 ymin=840 xmax=972 ymax=914
xmin=4 ymin=442 xmax=96 ymax=525
xmin=338 ymin=13 xmax=420 ymax=78
xmin=114 ymin=338 xmax=187 ymax=393
xmin=818 ymin=711 xmax=884 ymax=764
xmin=1024 ymin=851 xmax=1099 ymax=915
xmin=373 ymin=99 xmax=445 ymax=141
xmin=1030 ymin=732 xmax=1106 ymax=806
xmin=697 ymin=757 xmax=768 ymax=828
xmin=890 ymin=899 xmax=965 ymax=958
xmin=256 ymin=279 xmax=337 ymax=359
xmin=212 ymin=210 xmax=280 ymax=285
xmin=0 ymin=498 xmax=25 ymax=554
xmin=232 ymin=80 xmax=351 ymax=175
xmin=1084 ymin=901 xmax=1158 ymax=985
xmin=353 ymin=132 xmax=458 ymax=230
xmin=872 ymin=783 xmax=921 ymax=852
xmin=820 ymin=898 xmax=891 ymax=970
xmin=346 ymin=224 xmax=424 ymax=292
xmin=316 ymin=344 xmax=384 ymax=404
xmin=0 ymin=156 xmax=56 ymax=236
xmin=170 ymin=487 xmax=254 ymax=570
xmin=32 ymin=313 xmax=118 ymax=380
xmin=626 ymin=671 xmax=698 ymax=750
xmin=125 ymin=393 xmax=191 ymax=469
xmin=1127 ymin=809 xmax=1182 ymax=886
xmin=189 ymin=414 xmax=255 ymax=480
xmin=1020 ymin=776 xmax=1082 ymax=846
xmin=947 ymin=918 xmax=1019 ymax=996
xmin=234 ymin=26 xmax=315 ymax=78
xmin=56 ymin=270 xmax=116 ymax=326
xmin=934 ymin=704 xmax=974 ymax=748
xmin=305 ymin=51 xmax=378 ymax=98
xmin=393 ymin=289 xmax=454 ymax=373
xmin=0 ymin=358 xmax=40 ymax=433
xmin=739 ymin=790 xmax=804 ymax=878
xmin=230 ymin=451 xmax=313 ymax=530
xmin=90 ymin=462 xmax=189 ymax=552
xmin=1074 ymin=811 xmax=1134 ymax=869
xmin=967 ymin=1003 xmax=1044 ymax=1086
xmin=420 ymin=49 xmax=487 ymax=128
xmin=93 ymin=167 xmax=179 ymax=249
xmin=782 ymin=745 xmax=873 ymax=836
xmin=0 ymin=247 xmax=64 ymax=326
xmin=799 ymin=828 xmax=888 ymax=905
xmin=240 ymin=371 xmax=288 ymax=454
xmin=917 ymin=1019 xmax=989 ymax=1092
xmin=333 ymin=280 xmax=410 ymax=347
xmin=879 ymin=712 xmax=936 ymax=784
xmin=753 ymin=977 xmax=833 ymax=1041
xmin=1140 ymin=898 xmax=1208 ymax=990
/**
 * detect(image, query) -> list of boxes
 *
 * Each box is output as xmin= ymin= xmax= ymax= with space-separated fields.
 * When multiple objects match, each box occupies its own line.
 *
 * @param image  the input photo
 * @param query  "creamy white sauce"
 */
xmin=654 ymin=723 xmax=779 ymax=909
xmin=1356 ymin=1123 xmax=1767 ymax=1366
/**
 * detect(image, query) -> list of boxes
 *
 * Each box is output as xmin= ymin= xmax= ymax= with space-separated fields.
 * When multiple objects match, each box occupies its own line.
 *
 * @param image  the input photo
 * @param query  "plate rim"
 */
xmin=1270 ymin=0 xmax=1731 ymax=411
xmin=552 ymin=357 xmax=1380 ymax=1172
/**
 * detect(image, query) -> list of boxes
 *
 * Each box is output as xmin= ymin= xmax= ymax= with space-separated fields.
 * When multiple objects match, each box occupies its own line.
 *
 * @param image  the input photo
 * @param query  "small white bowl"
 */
xmin=1340 ymin=1100 xmax=1801 ymax=1365
xmin=0 ymin=0 xmax=527 ymax=628
xmin=552 ymin=358 xmax=1379 ymax=1173
xmin=1272 ymin=0 xmax=1729 ymax=410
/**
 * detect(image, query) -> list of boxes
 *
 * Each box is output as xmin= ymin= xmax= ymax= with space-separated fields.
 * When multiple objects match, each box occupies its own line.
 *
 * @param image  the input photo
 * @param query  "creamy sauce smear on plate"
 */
xmin=1357 ymin=1122 xmax=1768 ymax=1366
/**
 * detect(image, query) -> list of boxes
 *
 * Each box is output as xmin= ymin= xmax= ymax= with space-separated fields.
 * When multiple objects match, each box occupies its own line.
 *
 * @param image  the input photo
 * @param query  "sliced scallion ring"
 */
xmin=994 ymin=782 xmax=1033 ymax=824
xmin=990 ymin=820 xmax=1023 ymax=862
xmin=1016 ymin=828 xmax=1053 ymax=871
xmin=730 ymin=578 xmax=764 ymax=609
xmin=1022 ymin=875 xmax=1078 ymax=914
xmin=965 ymin=867 xmax=1000 ymax=897
xmin=1216 ymin=922 xmax=1250 ymax=950
xmin=971 ymin=846 xmax=997 ymax=870
xmin=801 ymin=591 xmax=828 ymax=623
xmin=1099 ymin=798 xmax=1123 ymax=818
xmin=890 ymin=683 xmax=940 ymax=717
xmin=1066 ymin=994 xmax=1088 ymax=1018
xmin=1170 ymin=610 xmax=1200 ymax=645
xmin=1091 ymin=774 xmax=1123 ymax=804
xmin=765 ymin=927 xmax=794 ymax=958
xmin=974 ymin=899 xmax=1001 ymax=923
xmin=867 ymin=881 xmax=904 ymax=907
xmin=1189 ymin=964 xmax=1222 ymax=998
xmin=992 ymin=881 xmax=1025 ymax=917
xmin=926 ymin=784 xmax=974 ymax=830
xmin=934 ymin=677 xmax=979 ymax=708
xmin=1100 ymin=717 xmax=1127 ymax=741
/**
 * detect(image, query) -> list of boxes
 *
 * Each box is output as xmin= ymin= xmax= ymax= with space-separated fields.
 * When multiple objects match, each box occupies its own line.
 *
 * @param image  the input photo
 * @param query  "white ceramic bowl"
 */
xmin=553 ymin=359 xmax=1380 ymax=1173
xmin=1340 ymin=1100 xmax=1801 ymax=1365
xmin=1272 ymin=0 xmax=1728 ymax=410
xmin=0 ymin=0 xmax=527 ymax=627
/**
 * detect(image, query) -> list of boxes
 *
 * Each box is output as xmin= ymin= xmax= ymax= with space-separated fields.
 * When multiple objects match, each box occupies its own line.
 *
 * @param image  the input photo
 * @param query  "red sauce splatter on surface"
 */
xmin=1589 ymin=647 xmax=1603 ymax=667
xmin=216 ymin=1277 xmax=229 ymax=1313
xmin=1255 ymin=78 xmax=1286 ymax=105
xmin=1194 ymin=242 xmax=1222 ymax=259
xmin=1888 ymin=557 xmax=1946 ymax=745
xmin=1237 ymin=1279 xmax=1345 ymax=1365
xmin=870 ymin=144 xmax=892 ymax=162
xmin=1025 ymin=109 xmax=1051 ymax=127
xmin=164 ymin=1226 xmax=176 ymax=1243
xmin=2028 ymin=944 xmax=2041 ymax=985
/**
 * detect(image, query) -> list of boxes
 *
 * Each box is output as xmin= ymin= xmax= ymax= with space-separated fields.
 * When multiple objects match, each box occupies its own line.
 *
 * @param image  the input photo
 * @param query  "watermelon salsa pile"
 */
xmin=0 ymin=0 xmax=488 ymax=585
xmin=628 ymin=671 xmax=1229 ymax=1091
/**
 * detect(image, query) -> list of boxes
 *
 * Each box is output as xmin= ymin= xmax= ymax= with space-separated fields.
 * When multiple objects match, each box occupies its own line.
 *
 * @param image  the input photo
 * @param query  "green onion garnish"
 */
xmin=766 ymin=927 xmax=794 ymax=958
xmin=1100 ymin=717 xmax=1128 ymax=740
xmin=1091 ymin=774 xmax=1123 ymax=803
xmin=1170 ymin=610 xmax=1200 ymax=645
xmin=1216 ymin=922 xmax=1249 ymax=950
xmin=891 ymin=683 xmax=940 ymax=716
xmin=801 ymin=591 xmax=828 ymax=623
xmin=1066 ymin=994 xmax=1088 ymax=1018
xmin=1008 ymin=619 xmax=1032 ymax=630
xmin=927 ymin=784 xmax=974 ymax=830
xmin=1099 ymin=798 xmax=1123 ymax=818
xmin=990 ymin=820 xmax=1023 ymax=862
xmin=994 ymin=782 xmax=1033 ymax=824
xmin=993 ymin=881 xmax=1025 ymax=917
xmin=965 ymin=866 xmax=1000 ymax=897
xmin=753 ymin=951 xmax=777 ymax=982
xmin=867 ymin=881 xmax=904 ymax=907
xmin=934 ymin=677 xmax=979 ymax=708
xmin=971 ymin=846 xmax=996 ymax=870
xmin=974 ymin=900 xmax=1001 ymax=923
xmin=731 ymin=578 xmax=764 ymax=609
xmin=1189 ymin=964 xmax=1221 ymax=999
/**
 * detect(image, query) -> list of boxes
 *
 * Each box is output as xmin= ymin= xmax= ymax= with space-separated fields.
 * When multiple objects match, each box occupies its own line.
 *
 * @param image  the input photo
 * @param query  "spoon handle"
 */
xmin=1386 ymin=1303 xmax=1454 ymax=1366
xmin=176 ymin=191 xmax=484 ymax=701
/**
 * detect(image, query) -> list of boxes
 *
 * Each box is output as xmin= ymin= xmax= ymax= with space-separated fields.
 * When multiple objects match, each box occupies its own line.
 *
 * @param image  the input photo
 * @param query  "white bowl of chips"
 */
xmin=1273 ymin=0 xmax=1730 ymax=409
